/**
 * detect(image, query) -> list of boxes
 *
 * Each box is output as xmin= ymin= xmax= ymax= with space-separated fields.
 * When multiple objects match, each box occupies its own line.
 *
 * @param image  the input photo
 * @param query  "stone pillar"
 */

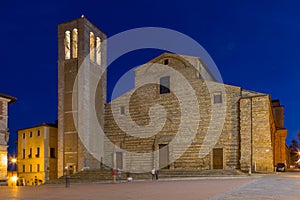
xmin=239 ymin=98 xmax=252 ymax=172
xmin=240 ymin=96 xmax=274 ymax=173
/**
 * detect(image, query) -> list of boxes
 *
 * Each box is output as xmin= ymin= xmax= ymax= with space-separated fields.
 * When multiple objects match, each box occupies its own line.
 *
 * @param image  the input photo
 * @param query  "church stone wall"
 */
xmin=252 ymin=96 xmax=274 ymax=172
xmin=104 ymin=54 xmax=244 ymax=172
xmin=239 ymin=98 xmax=252 ymax=172
xmin=240 ymin=95 xmax=274 ymax=173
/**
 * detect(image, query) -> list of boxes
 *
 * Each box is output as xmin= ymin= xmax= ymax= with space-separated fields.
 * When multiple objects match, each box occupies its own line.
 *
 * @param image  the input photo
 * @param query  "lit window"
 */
xmin=72 ymin=28 xmax=78 ymax=58
xmin=64 ymin=30 xmax=71 ymax=60
xmin=214 ymin=93 xmax=222 ymax=104
xmin=1 ymin=155 xmax=7 ymax=166
xmin=160 ymin=76 xmax=170 ymax=94
xmin=96 ymin=37 xmax=101 ymax=65
xmin=90 ymin=32 xmax=95 ymax=61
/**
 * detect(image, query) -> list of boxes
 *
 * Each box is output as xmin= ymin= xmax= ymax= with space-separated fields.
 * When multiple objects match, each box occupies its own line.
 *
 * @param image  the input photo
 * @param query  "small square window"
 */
xmin=164 ymin=59 xmax=169 ymax=65
xmin=214 ymin=93 xmax=222 ymax=104
xmin=120 ymin=106 xmax=125 ymax=115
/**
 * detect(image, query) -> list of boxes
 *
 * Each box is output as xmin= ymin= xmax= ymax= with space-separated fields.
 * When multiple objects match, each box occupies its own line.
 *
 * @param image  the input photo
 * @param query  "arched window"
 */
xmin=90 ymin=32 xmax=95 ymax=61
xmin=64 ymin=31 xmax=71 ymax=60
xmin=72 ymin=29 xmax=78 ymax=58
xmin=96 ymin=37 xmax=101 ymax=65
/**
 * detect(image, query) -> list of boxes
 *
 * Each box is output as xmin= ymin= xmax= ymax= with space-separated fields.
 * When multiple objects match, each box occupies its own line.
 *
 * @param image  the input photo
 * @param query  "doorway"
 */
xmin=159 ymin=144 xmax=169 ymax=169
xmin=116 ymin=152 xmax=123 ymax=169
xmin=212 ymin=148 xmax=223 ymax=169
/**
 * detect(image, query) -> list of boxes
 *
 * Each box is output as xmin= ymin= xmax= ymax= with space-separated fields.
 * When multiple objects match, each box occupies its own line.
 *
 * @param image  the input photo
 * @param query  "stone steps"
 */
xmin=158 ymin=169 xmax=243 ymax=178
xmin=47 ymin=169 xmax=243 ymax=184
xmin=0 ymin=180 xmax=7 ymax=186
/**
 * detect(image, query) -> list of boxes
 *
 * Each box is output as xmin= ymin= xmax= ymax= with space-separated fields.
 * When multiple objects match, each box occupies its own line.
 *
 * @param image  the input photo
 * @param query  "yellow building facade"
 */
xmin=17 ymin=123 xmax=57 ymax=186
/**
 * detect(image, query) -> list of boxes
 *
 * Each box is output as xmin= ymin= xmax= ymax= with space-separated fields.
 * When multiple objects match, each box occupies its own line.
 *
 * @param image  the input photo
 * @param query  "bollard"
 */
xmin=66 ymin=175 xmax=70 ymax=188
xmin=155 ymin=170 xmax=158 ymax=181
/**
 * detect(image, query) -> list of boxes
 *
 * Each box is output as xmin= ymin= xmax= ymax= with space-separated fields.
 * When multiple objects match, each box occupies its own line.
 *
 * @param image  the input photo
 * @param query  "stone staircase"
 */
xmin=0 ymin=180 xmax=7 ymax=186
xmin=47 ymin=169 xmax=243 ymax=184
xmin=48 ymin=169 xmax=115 ymax=184
xmin=158 ymin=169 xmax=243 ymax=178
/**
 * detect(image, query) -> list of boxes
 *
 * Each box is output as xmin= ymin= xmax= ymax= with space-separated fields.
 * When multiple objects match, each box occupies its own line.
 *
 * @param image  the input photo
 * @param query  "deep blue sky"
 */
xmin=1 ymin=0 xmax=300 ymax=156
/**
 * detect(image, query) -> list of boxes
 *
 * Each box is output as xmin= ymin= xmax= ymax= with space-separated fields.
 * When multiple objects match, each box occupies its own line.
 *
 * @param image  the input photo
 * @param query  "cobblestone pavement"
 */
xmin=1 ymin=174 xmax=300 ymax=200
xmin=212 ymin=173 xmax=300 ymax=200
xmin=0 ymin=177 xmax=252 ymax=200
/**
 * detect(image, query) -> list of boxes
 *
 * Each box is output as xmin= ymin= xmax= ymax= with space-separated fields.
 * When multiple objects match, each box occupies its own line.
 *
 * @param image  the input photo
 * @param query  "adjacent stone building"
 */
xmin=0 ymin=93 xmax=16 ymax=185
xmin=57 ymin=17 xmax=288 ymax=176
xmin=17 ymin=123 xmax=58 ymax=186
xmin=272 ymin=100 xmax=289 ymax=166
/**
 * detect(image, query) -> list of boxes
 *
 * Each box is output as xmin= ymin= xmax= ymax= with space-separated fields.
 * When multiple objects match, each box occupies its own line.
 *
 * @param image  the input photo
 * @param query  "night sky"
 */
xmin=1 ymin=0 xmax=300 ymax=157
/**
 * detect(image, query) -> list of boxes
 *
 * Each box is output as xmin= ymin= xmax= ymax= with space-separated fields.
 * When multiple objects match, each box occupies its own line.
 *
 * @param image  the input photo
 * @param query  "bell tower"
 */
xmin=57 ymin=16 xmax=107 ymax=177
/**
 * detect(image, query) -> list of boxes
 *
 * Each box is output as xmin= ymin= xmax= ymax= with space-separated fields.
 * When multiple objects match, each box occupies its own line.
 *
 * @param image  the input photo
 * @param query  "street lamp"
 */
xmin=65 ymin=166 xmax=70 ymax=187
xmin=11 ymin=158 xmax=17 ymax=165
xmin=10 ymin=175 xmax=18 ymax=186
xmin=10 ymin=157 xmax=17 ymax=171
xmin=9 ymin=157 xmax=18 ymax=186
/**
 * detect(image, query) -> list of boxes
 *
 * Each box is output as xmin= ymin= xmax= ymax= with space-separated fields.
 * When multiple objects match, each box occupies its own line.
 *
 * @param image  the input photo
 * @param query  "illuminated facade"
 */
xmin=57 ymin=16 xmax=106 ymax=177
xmin=0 ymin=93 xmax=16 ymax=185
xmin=57 ymin=17 xmax=288 ymax=176
xmin=17 ymin=123 xmax=58 ymax=186
xmin=104 ymin=54 xmax=289 ymax=173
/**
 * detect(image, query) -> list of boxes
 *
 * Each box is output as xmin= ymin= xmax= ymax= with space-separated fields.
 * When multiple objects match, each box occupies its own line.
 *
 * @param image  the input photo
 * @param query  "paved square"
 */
xmin=1 ymin=174 xmax=300 ymax=200
xmin=0 ymin=177 xmax=252 ymax=200
xmin=212 ymin=174 xmax=300 ymax=200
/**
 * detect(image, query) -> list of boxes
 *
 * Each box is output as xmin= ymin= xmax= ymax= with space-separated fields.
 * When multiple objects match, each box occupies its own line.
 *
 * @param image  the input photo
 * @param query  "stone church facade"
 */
xmin=104 ymin=53 xmax=288 ymax=173
xmin=57 ymin=17 xmax=288 ymax=177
